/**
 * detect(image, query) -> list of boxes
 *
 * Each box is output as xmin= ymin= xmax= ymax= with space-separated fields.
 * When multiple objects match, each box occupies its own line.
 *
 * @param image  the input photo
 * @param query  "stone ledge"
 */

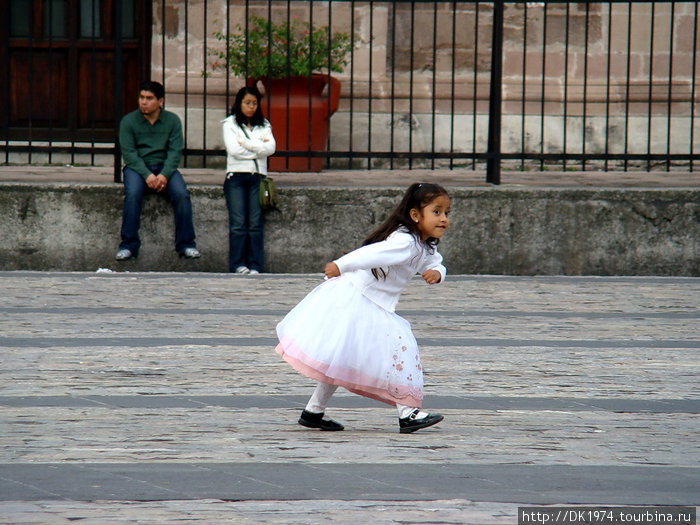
xmin=0 ymin=182 xmax=698 ymax=275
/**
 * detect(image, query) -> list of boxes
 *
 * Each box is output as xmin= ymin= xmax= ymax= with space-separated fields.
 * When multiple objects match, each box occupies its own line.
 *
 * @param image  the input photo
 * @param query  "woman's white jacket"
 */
xmin=222 ymin=115 xmax=276 ymax=175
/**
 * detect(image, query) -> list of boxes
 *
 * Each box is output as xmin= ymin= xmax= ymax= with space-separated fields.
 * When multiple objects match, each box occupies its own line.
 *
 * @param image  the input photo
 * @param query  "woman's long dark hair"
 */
xmin=229 ymin=86 xmax=266 ymax=128
xmin=363 ymin=182 xmax=450 ymax=279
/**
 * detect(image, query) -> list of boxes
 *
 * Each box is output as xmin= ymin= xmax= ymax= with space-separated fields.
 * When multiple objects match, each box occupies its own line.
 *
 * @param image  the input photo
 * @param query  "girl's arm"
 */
xmin=421 ymin=251 xmax=447 ymax=284
xmin=334 ymin=233 xmax=416 ymax=274
xmin=239 ymin=123 xmax=276 ymax=158
xmin=222 ymin=120 xmax=259 ymax=160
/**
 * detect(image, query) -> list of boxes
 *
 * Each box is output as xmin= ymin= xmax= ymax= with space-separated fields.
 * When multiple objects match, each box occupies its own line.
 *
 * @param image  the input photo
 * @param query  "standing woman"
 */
xmin=222 ymin=86 xmax=276 ymax=274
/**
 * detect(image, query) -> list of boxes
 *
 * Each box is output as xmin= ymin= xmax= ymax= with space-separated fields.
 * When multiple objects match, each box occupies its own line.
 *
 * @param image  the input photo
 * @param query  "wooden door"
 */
xmin=0 ymin=0 xmax=151 ymax=142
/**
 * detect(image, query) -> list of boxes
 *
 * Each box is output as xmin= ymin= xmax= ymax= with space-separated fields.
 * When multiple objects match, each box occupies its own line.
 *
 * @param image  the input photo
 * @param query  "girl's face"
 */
xmin=410 ymin=195 xmax=451 ymax=241
xmin=241 ymin=94 xmax=258 ymax=120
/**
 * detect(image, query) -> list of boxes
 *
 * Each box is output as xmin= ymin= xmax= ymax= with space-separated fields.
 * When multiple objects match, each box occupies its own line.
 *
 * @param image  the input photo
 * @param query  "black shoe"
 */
xmin=399 ymin=410 xmax=444 ymax=434
xmin=298 ymin=410 xmax=344 ymax=431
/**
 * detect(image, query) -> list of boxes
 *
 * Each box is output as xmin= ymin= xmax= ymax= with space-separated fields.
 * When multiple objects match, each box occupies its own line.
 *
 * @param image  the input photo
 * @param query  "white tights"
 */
xmin=304 ymin=382 xmax=338 ymax=413
xmin=305 ymin=381 xmax=428 ymax=419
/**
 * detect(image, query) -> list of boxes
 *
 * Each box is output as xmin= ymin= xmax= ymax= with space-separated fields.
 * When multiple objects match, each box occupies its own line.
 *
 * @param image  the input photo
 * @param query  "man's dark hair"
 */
xmin=140 ymin=80 xmax=165 ymax=100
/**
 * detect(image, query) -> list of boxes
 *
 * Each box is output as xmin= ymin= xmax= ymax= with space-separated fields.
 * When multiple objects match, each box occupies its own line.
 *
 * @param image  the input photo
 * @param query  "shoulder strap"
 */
xmin=238 ymin=121 xmax=260 ymax=173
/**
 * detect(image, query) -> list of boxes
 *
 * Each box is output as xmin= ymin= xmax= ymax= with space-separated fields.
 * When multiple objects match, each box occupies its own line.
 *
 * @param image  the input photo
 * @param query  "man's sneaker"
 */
xmin=235 ymin=266 xmax=251 ymax=274
xmin=399 ymin=409 xmax=444 ymax=434
xmin=181 ymin=247 xmax=201 ymax=259
xmin=115 ymin=249 xmax=134 ymax=261
xmin=298 ymin=410 xmax=344 ymax=431
xmin=249 ymin=269 xmax=260 ymax=275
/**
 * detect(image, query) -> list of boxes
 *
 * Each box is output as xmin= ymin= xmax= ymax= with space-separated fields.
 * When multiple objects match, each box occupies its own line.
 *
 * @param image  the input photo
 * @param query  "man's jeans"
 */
xmin=119 ymin=166 xmax=197 ymax=256
xmin=224 ymin=172 xmax=264 ymax=272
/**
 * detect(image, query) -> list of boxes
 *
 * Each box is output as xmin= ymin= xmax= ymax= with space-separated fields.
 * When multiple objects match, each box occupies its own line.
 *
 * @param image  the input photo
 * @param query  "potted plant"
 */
xmin=208 ymin=15 xmax=353 ymax=172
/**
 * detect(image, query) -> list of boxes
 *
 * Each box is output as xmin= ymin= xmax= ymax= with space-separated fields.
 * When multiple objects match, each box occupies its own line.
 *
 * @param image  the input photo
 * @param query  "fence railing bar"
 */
xmin=500 ymin=152 xmax=700 ymax=161
xmin=202 ymin=0 xmax=208 ymax=168
xmin=389 ymin=0 xmax=396 ymax=169
xmin=582 ymin=2 xmax=590 ymax=171
xmin=538 ymin=2 xmax=548 ymax=171
xmin=520 ymin=2 xmax=527 ymax=171
xmin=486 ymin=0 xmax=504 ymax=184
xmin=472 ymin=2 xmax=480 ymax=170
xmin=665 ymin=2 xmax=675 ymax=172
xmin=623 ymin=0 xmax=633 ymax=172
xmin=161 ymin=0 xmax=166 ymax=86
xmin=562 ymin=1 xmax=570 ymax=171
xmin=691 ymin=1 xmax=699 ymax=172
xmin=27 ymin=12 xmax=34 ymax=165
xmin=90 ymin=0 xmax=97 ymax=167
xmin=449 ymin=0 xmax=457 ymax=170
xmin=325 ymin=1 xmax=334 ymax=169
xmin=307 ymin=0 xmax=314 ymax=171
xmin=179 ymin=148 xmax=700 ymax=162
xmin=5 ymin=145 xmax=115 ymax=155
xmin=368 ymin=0 xmax=374 ymax=170
xmin=604 ymin=1 xmax=613 ymax=171
xmin=349 ymin=0 xmax=356 ymax=169
xmin=409 ymin=0 xmax=416 ymax=169
xmin=183 ymin=0 xmax=189 ymax=168
xmin=114 ymin=0 xmax=124 ymax=183
xmin=225 ymin=0 xmax=231 ymax=117
xmin=282 ymin=0 xmax=291 ymax=171
xmin=429 ymin=1 xmax=438 ymax=170
xmin=276 ymin=0 xmax=292 ymax=169
xmin=646 ymin=2 xmax=655 ymax=171
xmin=48 ymin=2 xmax=55 ymax=166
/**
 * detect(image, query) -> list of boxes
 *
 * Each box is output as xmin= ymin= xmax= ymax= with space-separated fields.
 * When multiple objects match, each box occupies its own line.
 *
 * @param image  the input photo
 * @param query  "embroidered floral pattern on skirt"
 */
xmin=275 ymin=277 xmax=424 ymax=407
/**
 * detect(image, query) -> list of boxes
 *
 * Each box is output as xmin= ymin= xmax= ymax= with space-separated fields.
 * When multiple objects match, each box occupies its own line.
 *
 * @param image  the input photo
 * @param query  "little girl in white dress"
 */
xmin=275 ymin=183 xmax=451 ymax=433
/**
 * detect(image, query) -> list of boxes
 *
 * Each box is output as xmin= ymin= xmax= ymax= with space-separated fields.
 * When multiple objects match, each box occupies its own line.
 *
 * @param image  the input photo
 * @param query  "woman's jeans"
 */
xmin=224 ymin=172 xmax=264 ymax=272
xmin=119 ymin=166 xmax=197 ymax=256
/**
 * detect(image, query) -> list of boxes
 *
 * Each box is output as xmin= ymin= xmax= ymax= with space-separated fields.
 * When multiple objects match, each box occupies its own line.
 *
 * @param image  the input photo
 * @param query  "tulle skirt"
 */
xmin=275 ymin=277 xmax=424 ymax=407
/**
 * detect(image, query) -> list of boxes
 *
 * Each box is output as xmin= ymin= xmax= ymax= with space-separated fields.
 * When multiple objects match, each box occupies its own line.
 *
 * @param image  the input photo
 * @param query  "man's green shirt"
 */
xmin=119 ymin=108 xmax=183 ymax=180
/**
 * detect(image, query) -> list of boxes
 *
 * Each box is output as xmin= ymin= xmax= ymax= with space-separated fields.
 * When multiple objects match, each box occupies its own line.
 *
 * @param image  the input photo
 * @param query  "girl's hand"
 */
xmin=324 ymin=262 xmax=340 ymax=279
xmin=422 ymin=269 xmax=442 ymax=284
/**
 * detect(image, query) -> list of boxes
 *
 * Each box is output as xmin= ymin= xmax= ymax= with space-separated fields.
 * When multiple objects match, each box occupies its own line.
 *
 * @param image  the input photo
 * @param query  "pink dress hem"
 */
xmin=276 ymin=342 xmax=423 ymax=408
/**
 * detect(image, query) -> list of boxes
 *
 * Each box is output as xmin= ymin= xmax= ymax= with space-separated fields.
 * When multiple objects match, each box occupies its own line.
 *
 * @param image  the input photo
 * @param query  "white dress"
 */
xmin=275 ymin=229 xmax=446 ymax=407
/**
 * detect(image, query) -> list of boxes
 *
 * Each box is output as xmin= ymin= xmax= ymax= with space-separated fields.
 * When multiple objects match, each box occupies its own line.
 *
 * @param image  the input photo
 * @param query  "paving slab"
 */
xmin=0 ymin=271 xmax=698 ymax=523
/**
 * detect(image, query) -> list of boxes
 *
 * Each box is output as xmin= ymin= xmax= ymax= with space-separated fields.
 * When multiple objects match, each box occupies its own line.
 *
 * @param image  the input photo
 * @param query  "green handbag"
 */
xmin=259 ymin=175 xmax=279 ymax=211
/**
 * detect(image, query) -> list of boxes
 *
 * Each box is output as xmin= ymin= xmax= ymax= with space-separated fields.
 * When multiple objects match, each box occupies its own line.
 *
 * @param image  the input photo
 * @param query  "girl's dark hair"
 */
xmin=363 ymin=182 xmax=450 ymax=278
xmin=230 ymin=86 xmax=266 ymax=127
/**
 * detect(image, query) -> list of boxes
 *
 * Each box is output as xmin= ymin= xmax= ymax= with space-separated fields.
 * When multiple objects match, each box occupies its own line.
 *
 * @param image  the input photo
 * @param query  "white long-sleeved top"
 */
xmin=222 ymin=115 xmax=276 ymax=175
xmin=334 ymin=229 xmax=446 ymax=312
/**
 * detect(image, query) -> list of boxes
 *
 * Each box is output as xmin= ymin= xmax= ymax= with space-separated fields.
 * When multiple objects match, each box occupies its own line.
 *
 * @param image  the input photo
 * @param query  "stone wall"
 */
xmin=1 ymin=182 xmax=698 ymax=276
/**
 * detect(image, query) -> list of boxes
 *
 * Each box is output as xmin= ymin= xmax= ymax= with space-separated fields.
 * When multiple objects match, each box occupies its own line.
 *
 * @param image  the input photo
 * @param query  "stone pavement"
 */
xmin=0 ymin=271 xmax=699 ymax=524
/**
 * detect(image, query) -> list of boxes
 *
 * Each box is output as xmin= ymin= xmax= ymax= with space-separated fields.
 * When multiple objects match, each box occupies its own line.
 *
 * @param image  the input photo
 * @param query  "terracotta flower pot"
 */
xmin=250 ymin=74 xmax=341 ymax=172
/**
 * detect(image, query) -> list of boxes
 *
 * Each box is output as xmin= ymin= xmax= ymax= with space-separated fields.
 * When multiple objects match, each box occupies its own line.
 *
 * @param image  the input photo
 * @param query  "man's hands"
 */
xmin=146 ymin=174 xmax=168 ymax=192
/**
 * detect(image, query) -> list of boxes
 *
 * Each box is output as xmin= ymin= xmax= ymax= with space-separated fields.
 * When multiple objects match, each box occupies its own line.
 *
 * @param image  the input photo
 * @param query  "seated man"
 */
xmin=116 ymin=80 xmax=200 ymax=261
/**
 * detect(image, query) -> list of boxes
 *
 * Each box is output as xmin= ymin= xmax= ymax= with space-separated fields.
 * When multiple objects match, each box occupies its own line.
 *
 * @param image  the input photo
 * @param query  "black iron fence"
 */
xmin=1 ymin=1 xmax=698 ymax=184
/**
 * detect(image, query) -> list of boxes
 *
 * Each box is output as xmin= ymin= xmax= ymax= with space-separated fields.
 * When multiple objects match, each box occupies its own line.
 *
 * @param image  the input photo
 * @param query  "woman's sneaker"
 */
xmin=399 ymin=409 xmax=444 ymax=433
xmin=115 ymin=249 xmax=134 ymax=261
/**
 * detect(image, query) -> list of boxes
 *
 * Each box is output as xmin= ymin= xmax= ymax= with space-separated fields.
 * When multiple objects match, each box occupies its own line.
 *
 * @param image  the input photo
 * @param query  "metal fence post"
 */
xmin=486 ymin=0 xmax=504 ymax=185
xmin=113 ymin=1 xmax=123 ymax=183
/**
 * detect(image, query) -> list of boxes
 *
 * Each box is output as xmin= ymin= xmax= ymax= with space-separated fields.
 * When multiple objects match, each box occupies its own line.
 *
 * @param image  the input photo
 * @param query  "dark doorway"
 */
xmin=0 ymin=0 xmax=152 ymax=143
